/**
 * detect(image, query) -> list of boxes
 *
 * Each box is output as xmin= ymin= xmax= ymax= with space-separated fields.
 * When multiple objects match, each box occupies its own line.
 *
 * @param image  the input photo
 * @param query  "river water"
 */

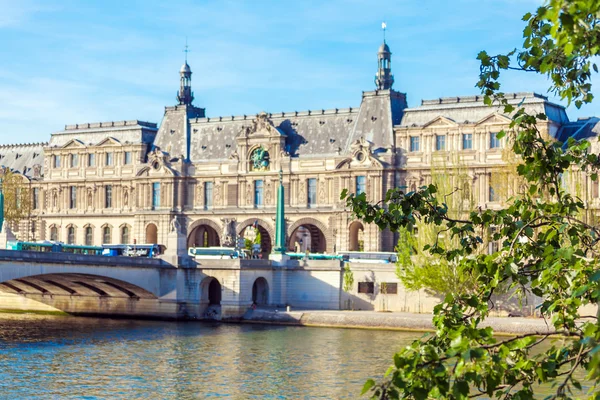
xmin=0 ymin=314 xmax=415 ymax=399
xmin=0 ymin=314 xmax=590 ymax=399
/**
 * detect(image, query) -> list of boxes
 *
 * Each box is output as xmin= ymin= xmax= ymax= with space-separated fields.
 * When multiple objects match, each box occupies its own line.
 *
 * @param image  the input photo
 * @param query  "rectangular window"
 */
xmin=152 ymin=182 xmax=160 ymax=209
xmin=489 ymin=185 xmax=497 ymax=202
xmin=88 ymin=153 xmax=95 ymax=167
xmin=356 ymin=176 xmax=366 ymax=195
xmin=409 ymin=136 xmax=420 ymax=152
xmin=307 ymin=178 xmax=317 ymax=207
xmin=254 ymin=180 xmax=264 ymax=207
xmin=71 ymin=154 xmax=79 ymax=168
xmin=105 ymin=185 xmax=112 ymax=208
xmin=204 ymin=182 xmax=213 ymax=209
xmin=435 ymin=135 xmax=446 ymax=151
xmin=32 ymin=188 xmax=39 ymax=210
xmin=462 ymin=134 xmax=473 ymax=150
xmin=358 ymin=282 xmax=374 ymax=294
xmin=490 ymin=132 xmax=501 ymax=149
xmin=380 ymin=283 xmax=398 ymax=295
xmin=54 ymin=155 xmax=61 ymax=168
xmin=124 ymin=151 xmax=132 ymax=165
xmin=69 ymin=186 xmax=77 ymax=209
xmin=593 ymin=180 xmax=599 ymax=199
xmin=106 ymin=152 xmax=113 ymax=166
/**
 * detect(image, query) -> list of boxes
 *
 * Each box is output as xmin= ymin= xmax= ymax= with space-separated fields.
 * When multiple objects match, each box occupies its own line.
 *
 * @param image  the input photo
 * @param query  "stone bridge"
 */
xmin=0 ymin=250 xmax=346 ymax=320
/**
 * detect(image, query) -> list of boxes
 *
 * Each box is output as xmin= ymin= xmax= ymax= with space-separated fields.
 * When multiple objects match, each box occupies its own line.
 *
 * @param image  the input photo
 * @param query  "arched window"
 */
xmin=121 ymin=226 xmax=130 ymax=244
xmin=50 ymin=226 xmax=58 ymax=241
xmin=67 ymin=226 xmax=75 ymax=244
xmin=85 ymin=226 xmax=93 ymax=246
xmin=103 ymin=226 xmax=111 ymax=244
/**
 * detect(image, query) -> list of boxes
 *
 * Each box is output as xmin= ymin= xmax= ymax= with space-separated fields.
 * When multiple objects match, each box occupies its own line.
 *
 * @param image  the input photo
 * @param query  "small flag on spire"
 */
xmin=382 ymin=22 xmax=387 ymax=30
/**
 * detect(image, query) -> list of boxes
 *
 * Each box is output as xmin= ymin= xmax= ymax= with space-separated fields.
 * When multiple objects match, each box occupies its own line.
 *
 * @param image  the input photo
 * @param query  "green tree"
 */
xmin=1 ymin=169 xmax=31 ymax=235
xmin=343 ymin=1 xmax=600 ymax=398
xmin=396 ymin=157 xmax=479 ymax=297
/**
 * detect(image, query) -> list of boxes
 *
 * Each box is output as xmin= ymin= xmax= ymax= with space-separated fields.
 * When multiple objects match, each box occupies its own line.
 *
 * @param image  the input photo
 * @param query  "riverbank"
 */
xmin=241 ymin=309 xmax=555 ymax=335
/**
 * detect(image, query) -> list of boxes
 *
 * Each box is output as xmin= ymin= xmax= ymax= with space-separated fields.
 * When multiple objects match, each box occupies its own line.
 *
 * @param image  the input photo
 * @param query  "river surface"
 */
xmin=0 ymin=314 xmax=416 ymax=399
xmin=0 ymin=314 xmax=590 ymax=399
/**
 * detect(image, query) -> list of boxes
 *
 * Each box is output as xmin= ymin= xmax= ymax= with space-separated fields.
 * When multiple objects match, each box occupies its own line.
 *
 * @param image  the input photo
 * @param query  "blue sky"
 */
xmin=0 ymin=0 xmax=597 ymax=144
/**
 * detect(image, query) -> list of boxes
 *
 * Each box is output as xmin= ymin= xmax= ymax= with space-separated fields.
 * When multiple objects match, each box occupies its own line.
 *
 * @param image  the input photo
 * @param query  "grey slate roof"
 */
xmin=49 ymin=120 xmax=157 ymax=148
xmin=0 ymin=143 xmax=46 ymax=178
xmin=184 ymin=90 xmax=405 ymax=162
xmin=400 ymin=92 xmax=569 ymax=127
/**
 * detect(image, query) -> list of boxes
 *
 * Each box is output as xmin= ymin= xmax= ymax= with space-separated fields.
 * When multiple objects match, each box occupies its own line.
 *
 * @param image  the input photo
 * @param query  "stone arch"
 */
xmin=287 ymin=217 xmax=331 ymax=253
xmin=236 ymin=218 xmax=274 ymax=257
xmin=187 ymin=218 xmax=222 ymax=248
xmin=348 ymin=221 xmax=365 ymax=251
xmin=0 ymin=271 xmax=161 ymax=298
xmin=252 ymin=277 xmax=269 ymax=306
xmin=200 ymin=276 xmax=221 ymax=305
xmin=145 ymin=222 xmax=158 ymax=244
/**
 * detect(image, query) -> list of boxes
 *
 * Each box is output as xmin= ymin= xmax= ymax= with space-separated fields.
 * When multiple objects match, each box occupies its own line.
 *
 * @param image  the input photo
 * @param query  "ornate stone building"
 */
xmin=2 ymin=40 xmax=599 ymax=255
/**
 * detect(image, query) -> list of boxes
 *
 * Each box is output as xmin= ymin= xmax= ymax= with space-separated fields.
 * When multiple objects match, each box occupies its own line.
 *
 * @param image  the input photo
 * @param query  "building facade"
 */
xmin=2 ymin=40 xmax=599 ymax=255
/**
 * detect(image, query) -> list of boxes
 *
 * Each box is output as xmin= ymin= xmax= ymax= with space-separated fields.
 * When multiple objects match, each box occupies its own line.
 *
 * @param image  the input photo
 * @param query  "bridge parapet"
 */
xmin=0 ymin=249 xmax=176 ymax=269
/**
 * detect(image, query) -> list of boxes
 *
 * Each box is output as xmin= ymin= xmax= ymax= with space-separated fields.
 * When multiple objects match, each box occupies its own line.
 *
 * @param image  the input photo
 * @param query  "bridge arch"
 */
xmin=187 ymin=218 xmax=222 ymax=248
xmin=237 ymin=218 xmax=274 ymax=257
xmin=200 ymin=276 xmax=221 ymax=305
xmin=0 ymin=273 xmax=158 ymax=299
xmin=287 ymin=217 xmax=330 ymax=253
xmin=252 ymin=277 xmax=270 ymax=306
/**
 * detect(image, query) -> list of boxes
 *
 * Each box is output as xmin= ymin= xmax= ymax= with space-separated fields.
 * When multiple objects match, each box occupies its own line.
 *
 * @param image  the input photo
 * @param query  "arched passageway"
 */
xmin=188 ymin=225 xmax=221 ymax=248
xmin=252 ymin=277 xmax=269 ymax=306
xmin=146 ymin=223 xmax=158 ymax=244
xmin=288 ymin=225 xmax=327 ymax=253
xmin=0 ymin=273 xmax=159 ymax=317
xmin=241 ymin=225 xmax=272 ymax=258
xmin=348 ymin=221 xmax=365 ymax=251
xmin=208 ymin=278 xmax=221 ymax=305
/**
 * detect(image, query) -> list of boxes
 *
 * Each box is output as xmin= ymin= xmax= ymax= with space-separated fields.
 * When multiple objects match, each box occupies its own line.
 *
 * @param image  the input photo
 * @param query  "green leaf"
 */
xmin=361 ymin=379 xmax=375 ymax=395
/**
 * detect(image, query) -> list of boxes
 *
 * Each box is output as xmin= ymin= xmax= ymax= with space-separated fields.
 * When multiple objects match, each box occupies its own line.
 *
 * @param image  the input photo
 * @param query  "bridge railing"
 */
xmin=0 ymin=249 xmax=175 ymax=268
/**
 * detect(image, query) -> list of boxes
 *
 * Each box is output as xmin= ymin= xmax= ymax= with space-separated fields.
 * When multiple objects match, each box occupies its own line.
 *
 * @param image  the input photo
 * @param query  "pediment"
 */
xmin=475 ymin=113 xmax=512 ymax=126
xmin=238 ymin=112 xmax=286 ymax=138
xmin=94 ymin=137 xmax=122 ymax=147
xmin=61 ymin=139 xmax=86 ymax=149
xmin=422 ymin=116 xmax=458 ymax=129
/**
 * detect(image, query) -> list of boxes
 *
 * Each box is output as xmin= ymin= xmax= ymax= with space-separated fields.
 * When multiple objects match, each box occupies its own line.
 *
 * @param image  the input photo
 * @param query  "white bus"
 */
xmin=188 ymin=247 xmax=247 ymax=259
xmin=337 ymin=251 xmax=398 ymax=264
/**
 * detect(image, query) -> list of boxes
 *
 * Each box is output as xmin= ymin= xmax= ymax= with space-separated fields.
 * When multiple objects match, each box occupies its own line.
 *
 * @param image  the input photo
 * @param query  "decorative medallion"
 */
xmin=250 ymin=146 xmax=270 ymax=171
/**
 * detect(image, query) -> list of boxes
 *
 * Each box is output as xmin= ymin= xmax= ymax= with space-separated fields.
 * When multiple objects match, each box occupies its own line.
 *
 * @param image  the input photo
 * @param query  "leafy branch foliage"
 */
xmin=343 ymin=1 xmax=600 ymax=398
xmin=1 ymin=169 xmax=31 ymax=232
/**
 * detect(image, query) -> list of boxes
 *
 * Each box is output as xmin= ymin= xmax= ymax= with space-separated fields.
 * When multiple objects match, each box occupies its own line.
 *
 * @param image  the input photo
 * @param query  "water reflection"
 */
xmin=0 ymin=315 xmax=414 ymax=399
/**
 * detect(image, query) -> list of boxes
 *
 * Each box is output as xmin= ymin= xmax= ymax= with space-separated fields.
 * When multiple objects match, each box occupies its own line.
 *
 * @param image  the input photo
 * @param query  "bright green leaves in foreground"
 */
xmin=344 ymin=1 xmax=600 ymax=398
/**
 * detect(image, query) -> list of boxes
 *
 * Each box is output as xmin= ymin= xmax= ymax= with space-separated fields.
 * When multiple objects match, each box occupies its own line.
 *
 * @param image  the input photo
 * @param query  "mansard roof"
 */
xmin=183 ymin=89 xmax=405 ymax=162
xmin=556 ymin=117 xmax=600 ymax=142
xmin=49 ymin=120 xmax=157 ymax=148
xmin=0 ymin=142 xmax=46 ymax=178
xmin=400 ymin=92 xmax=569 ymax=127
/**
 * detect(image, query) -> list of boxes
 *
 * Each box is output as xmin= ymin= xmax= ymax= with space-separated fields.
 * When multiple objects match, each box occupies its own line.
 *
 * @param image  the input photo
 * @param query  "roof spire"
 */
xmin=177 ymin=39 xmax=194 ymax=105
xmin=183 ymin=37 xmax=190 ymax=62
xmin=375 ymin=23 xmax=394 ymax=90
